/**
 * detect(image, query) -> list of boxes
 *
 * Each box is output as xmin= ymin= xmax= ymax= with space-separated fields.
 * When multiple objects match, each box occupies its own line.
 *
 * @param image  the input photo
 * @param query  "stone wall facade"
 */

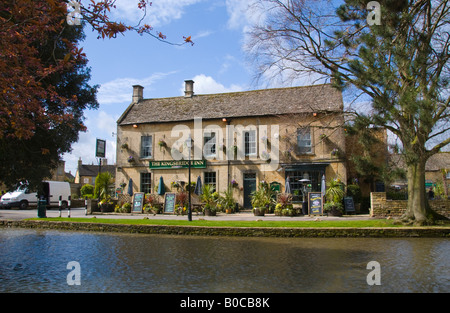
xmin=370 ymin=192 xmax=450 ymax=219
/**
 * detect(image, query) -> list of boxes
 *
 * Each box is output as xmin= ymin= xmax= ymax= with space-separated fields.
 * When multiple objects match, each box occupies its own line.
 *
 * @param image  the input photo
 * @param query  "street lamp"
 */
xmin=186 ymin=134 xmax=192 ymax=221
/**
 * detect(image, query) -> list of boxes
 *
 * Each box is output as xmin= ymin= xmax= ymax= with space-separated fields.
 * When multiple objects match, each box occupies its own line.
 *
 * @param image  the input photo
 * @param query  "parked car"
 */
xmin=0 ymin=181 xmax=71 ymax=210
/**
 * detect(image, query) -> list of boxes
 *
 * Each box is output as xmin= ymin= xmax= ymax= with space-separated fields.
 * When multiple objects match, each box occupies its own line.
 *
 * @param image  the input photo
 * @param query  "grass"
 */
xmin=26 ymin=217 xmax=410 ymax=228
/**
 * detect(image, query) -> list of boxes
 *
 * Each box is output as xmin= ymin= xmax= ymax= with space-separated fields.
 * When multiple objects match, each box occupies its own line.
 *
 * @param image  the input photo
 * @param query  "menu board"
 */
xmin=344 ymin=197 xmax=355 ymax=213
xmin=132 ymin=192 xmax=145 ymax=213
xmin=163 ymin=193 xmax=176 ymax=213
xmin=308 ymin=192 xmax=323 ymax=215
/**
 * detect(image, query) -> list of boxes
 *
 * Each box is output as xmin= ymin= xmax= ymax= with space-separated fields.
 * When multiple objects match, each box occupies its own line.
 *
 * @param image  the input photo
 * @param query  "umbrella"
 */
xmin=285 ymin=176 xmax=291 ymax=194
xmin=157 ymin=176 xmax=165 ymax=195
xmin=321 ymin=174 xmax=326 ymax=196
xmin=127 ymin=178 xmax=133 ymax=196
xmin=194 ymin=175 xmax=202 ymax=195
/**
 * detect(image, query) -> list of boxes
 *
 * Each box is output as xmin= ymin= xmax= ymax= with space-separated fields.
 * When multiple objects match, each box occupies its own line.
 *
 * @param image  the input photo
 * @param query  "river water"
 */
xmin=0 ymin=228 xmax=448 ymax=293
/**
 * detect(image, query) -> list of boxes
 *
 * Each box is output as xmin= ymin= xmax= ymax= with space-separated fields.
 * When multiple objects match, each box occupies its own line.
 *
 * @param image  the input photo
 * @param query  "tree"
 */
xmin=247 ymin=0 xmax=450 ymax=225
xmin=0 ymin=1 xmax=192 ymax=190
xmin=1 ymin=0 xmax=99 ymax=189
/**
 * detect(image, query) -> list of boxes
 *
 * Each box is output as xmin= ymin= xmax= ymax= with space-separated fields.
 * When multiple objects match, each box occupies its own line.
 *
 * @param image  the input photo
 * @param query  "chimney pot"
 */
xmin=132 ymin=85 xmax=144 ymax=103
xmin=184 ymin=80 xmax=194 ymax=98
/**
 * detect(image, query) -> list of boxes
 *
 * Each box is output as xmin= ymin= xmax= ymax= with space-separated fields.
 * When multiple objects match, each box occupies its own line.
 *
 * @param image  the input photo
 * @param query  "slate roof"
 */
xmin=117 ymin=83 xmax=343 ymax=126
xmin=78 ymin=164 xmax=116 ymax=177
xmin=426 ymin=152 xmax=450 ymax=171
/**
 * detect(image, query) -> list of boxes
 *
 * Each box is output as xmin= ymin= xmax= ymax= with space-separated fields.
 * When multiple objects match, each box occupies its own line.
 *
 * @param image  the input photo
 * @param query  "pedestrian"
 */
xmin=428 ymin=187 xmax=435 ymax=200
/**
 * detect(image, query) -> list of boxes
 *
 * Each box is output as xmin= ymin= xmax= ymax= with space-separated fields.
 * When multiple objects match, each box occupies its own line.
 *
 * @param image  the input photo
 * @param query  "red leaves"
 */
xmin=0 ymin=0 xmax=84 ymax=140
xmin=184 ymin=36 xmax=194 ymax=46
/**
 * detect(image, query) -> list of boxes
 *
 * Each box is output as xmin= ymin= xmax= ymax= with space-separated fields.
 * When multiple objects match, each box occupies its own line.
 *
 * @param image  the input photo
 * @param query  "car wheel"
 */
xmin=19 ymin=201 xmax=28 ymax=210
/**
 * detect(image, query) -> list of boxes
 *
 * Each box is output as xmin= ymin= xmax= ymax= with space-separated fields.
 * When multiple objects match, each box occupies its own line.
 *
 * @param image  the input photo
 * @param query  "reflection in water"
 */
xmin=0 ymin=228 xmax=448 ymax=292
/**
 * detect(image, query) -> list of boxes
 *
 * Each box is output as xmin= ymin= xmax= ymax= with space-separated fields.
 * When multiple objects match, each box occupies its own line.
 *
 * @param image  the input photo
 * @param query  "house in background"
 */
xmin=49 ymin=160 xmax=75 ymax=182
xmin=74 ymin=158 xmax=116 ymax=187
xmin=115 ymin=80 xmax=347 ymax=208
xmin=425 ymin=152 xmax=450 ymax=197
xmin=389 ymin=152 xmax=450 ymax=197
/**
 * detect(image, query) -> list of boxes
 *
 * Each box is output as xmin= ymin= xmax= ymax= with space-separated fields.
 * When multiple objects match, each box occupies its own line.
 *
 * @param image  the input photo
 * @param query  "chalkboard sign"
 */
xmin=344 ymin=197 xmax=355 ymax=213
xmin=163 ymin=193 xmax=176 ymax=213
xmin=308 ymin=192 xmax=323 ymax=215
xmin=132 ymin=192 xmax=145 ymax=213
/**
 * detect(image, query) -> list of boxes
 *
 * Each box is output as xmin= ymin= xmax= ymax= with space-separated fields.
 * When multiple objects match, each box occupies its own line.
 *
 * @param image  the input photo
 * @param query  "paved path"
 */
xmin=0 ymin=207 xmax=374 ymax=221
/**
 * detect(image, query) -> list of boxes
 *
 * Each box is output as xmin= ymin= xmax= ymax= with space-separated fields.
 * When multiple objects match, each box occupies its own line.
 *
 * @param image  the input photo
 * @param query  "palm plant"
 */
xmin=219 ymin=184 xmax=235 ymax=213
xmin=95 ymin=172 xmax=113 ymax=201
xmin=200 ymin=183 xmax=216 ymax=213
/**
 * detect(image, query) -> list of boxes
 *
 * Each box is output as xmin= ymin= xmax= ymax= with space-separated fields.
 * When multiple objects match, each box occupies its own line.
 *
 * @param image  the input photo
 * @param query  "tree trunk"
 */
xmin=402 ymin=159 xmax=431 ymax=225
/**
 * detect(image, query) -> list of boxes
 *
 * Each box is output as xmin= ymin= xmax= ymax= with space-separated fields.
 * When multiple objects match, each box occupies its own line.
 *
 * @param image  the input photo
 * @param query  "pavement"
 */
xmin=0 ymin=207 xmax=375 ymax=221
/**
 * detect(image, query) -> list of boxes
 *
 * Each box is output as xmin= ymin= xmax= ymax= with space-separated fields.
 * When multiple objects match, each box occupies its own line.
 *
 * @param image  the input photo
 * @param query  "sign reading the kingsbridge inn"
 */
xmin=149 ymin=160 xmax=206 ymax=169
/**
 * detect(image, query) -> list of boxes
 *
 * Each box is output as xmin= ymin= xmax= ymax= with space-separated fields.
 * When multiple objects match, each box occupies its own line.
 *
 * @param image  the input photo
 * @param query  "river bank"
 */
xmin=1 ymin=218 xmax=449 ymax=238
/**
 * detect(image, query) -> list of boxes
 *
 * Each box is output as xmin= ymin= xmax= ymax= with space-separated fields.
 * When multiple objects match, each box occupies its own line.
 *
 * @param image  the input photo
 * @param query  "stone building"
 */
xmin=74 ymin=158 xmax=116 ymax=186
xmin=115 ymin=80 xmax=347 ymax=208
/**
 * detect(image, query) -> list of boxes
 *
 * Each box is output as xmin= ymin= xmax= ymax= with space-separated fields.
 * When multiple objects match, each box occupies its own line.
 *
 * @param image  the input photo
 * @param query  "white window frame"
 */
xmin=140 ymin=135 xmax=153 ymax=158
xmin=244 ymin=130 xmax=257 ymax=156
xmin=297 ymin=127 xmax=312 ymax=154
xmin=203 ymin=131 xmax=216 ymax=159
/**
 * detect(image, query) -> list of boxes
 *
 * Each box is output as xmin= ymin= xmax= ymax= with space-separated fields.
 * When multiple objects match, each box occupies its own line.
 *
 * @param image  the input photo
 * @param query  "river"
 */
xmin=0 ymin=228 xmax=448 ymax=293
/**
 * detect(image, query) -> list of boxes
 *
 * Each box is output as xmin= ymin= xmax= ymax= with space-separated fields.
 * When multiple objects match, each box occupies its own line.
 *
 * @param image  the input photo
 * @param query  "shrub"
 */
xmin=80 ymin=184 xmax=94 ymax=197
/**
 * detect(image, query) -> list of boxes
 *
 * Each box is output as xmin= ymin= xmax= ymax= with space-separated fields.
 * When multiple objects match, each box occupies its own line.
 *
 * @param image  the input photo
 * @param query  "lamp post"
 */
xmin=186 ymin=134 xmax=192 ymax=221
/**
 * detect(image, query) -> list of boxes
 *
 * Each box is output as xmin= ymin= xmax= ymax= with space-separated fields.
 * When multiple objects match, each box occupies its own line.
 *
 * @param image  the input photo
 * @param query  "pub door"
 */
xmin=243 ymin=173 xmax=256 ymax=209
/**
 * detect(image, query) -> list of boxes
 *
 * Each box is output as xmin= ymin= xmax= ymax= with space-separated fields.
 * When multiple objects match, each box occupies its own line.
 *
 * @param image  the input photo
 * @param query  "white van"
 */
xmin=0 ymin=181 xmax=71 ymax=210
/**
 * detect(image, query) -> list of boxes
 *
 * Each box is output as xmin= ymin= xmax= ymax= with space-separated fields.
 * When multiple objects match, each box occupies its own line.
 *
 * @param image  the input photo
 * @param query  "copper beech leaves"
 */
xmin=0 ymin=0 xmax=192 ymax=141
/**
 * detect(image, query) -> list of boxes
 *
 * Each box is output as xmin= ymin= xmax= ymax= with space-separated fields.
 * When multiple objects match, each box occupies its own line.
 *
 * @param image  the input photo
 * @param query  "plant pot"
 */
xmin=253 ymin=208 xmax=265 ymax=216
xmin=225 ymin=208 xmax=234 ymax=214
xmin=100 ymin=203 xmax=114 ymax=212
xmin=328 ymin=207 xmax=342 ymax=217
xmin=204 ymin=208 xmax=216 ymax=216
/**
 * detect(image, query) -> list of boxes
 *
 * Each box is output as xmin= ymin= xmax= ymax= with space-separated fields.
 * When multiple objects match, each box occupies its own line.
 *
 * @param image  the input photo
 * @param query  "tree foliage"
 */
xmin=0 ymin=0 xmax=192 ymax=190
xmin=248 ymin=0 xmax=450 ymax=224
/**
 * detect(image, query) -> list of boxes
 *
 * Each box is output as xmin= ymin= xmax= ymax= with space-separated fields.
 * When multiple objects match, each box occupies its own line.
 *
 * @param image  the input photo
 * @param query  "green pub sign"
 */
xmin=149 ymin=160 xmax=207 ymax=169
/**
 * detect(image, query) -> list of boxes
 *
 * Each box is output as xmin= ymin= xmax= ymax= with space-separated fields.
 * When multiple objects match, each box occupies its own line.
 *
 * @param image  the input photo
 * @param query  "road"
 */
xmin=0 ymin=207 xmax=373 ymax=221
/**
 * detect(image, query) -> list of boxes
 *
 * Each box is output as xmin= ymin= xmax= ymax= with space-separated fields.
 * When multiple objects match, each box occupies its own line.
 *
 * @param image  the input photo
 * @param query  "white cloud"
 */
xmin=97 ymin=71 xmax=176 ymax=105
xmin=180 ymin=74 xmax=244 ymax=95
xmin=225 ymin=0 xmax=264 ymax=30
xmin=63 ymin=111 xmax=118 ymax=175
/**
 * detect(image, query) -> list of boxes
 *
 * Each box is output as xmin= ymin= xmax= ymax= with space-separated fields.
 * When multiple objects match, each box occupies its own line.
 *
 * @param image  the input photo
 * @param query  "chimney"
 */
xmin=78 ymin=157 xmax=82 ymax=169
xmin=132 ymin=85 xmax=144 ymax=103
xmin=184 ymin=80 xmax=194 ymax=98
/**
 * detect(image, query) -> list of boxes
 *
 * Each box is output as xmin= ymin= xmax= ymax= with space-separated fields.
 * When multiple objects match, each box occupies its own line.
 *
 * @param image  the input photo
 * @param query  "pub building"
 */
xmin=115 ymin=80 xmax=347 ymax=209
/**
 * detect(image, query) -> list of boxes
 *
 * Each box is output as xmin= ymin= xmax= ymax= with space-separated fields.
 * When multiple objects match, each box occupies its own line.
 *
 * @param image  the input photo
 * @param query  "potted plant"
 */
xmin=324 ymin=178 xmax=345 ymax=216
xmin=95 ymin=172 xmax=114 ymax=212
xmin=346 ymin=183 xmax=362 ymax=213
xmin=145 ymin=194 xmax=161 ymax=214
xmin=115 ymin=202 xmax=131 ymax=213
xmin=219 ymin=185 xmax=235 ymax=214
xmin=200 ymin=184 xmax=217 ymax=216
xmin=251 ymin=183 xmax=273 ymax=216
xmin=275 ymin=193 xmax=294 ymax=216
xmin=261 ymin=150 xmax=271 ymax=163
xmin=127 ymin=155 xmax=135 ymax=163
xmin=158 ymin=139 xmax=167 ymax=148
xmin=331 ymin=148 xmax=340 ymax=157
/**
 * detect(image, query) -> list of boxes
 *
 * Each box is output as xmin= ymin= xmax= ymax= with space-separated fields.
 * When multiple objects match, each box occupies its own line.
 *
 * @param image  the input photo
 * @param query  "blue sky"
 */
xmin=62 ymin=0 xmax=271 ymax=174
